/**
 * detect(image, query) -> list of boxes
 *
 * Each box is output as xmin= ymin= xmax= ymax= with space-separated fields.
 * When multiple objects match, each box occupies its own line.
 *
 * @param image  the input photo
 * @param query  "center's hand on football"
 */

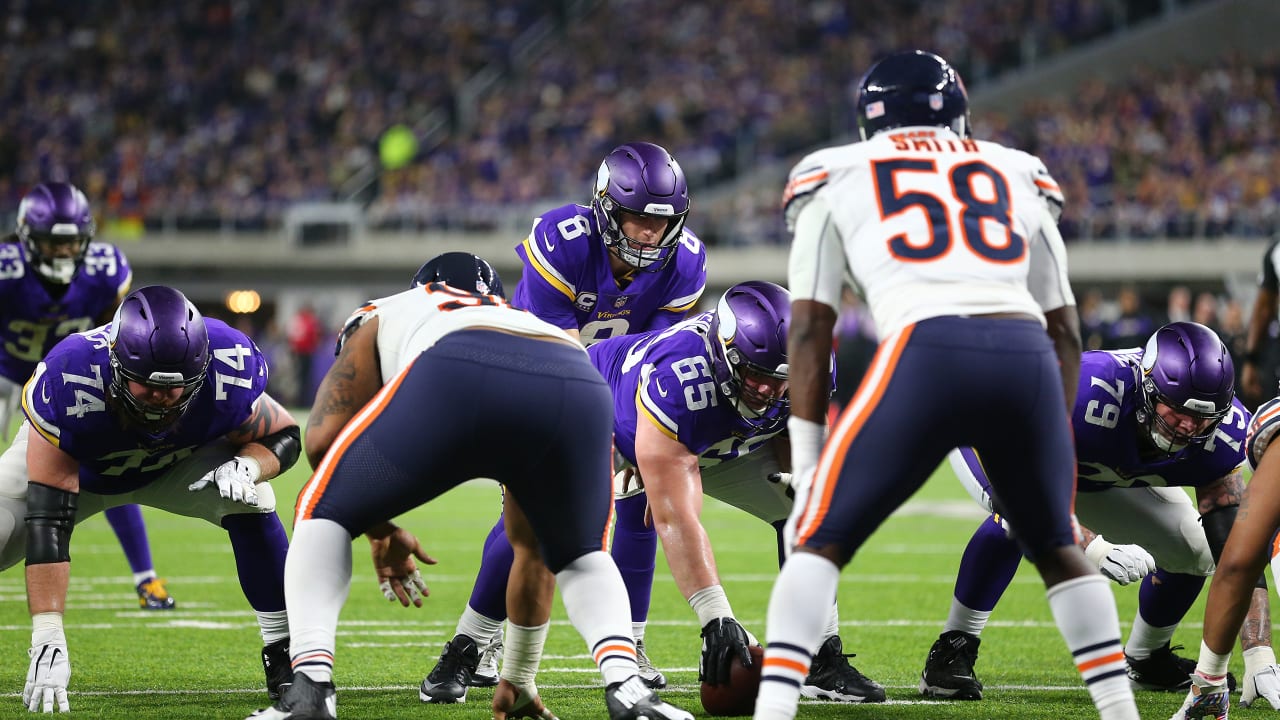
xmin=188 ymin=456 xmax=260 ymax=506
xmin=368 ymin=524 xmax=436 ymax=607
xmin=699 ymin=617 xmax=753 ymax=686
xmin=492 ymin=678 xmax=559 ymax=719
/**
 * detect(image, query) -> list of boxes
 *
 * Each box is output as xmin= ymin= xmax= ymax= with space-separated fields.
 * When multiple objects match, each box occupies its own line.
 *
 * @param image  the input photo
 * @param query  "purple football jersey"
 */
xmin=0 ymin=240 xmax=132 ymax=383
xmin=21 ymin=318 xmax=268 ymax=494
xmin=513 ymin=203 xmax=707 ymax=345
xmin=589 ymin=314 xmax=782 ymax=468
xmin=1073 ymin=349 xmax=1249 ymax=491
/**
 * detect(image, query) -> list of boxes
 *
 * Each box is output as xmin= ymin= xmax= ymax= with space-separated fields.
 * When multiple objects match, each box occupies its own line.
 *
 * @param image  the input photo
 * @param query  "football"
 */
xmin=700 ymin=644 xmax=764 ymax=716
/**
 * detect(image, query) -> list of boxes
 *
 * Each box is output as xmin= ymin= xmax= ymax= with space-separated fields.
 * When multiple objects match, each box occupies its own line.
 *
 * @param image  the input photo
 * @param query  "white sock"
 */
xmin=823 ymin=604 xmax=839 ymax=639
xmin=133 ymin=570 xmax=157 ymax=586
xmin=456 ymin=605 xmax=505 ymax=647
xmin=943 ymin=597 xmax=992 ymax=637
xmin=1047 ymin=575 xmax=1138 ymax=720
xmin=1123 ymin=612 xmax=1177 ymax=659
xmin=257 ymin=610 xmax=290 ymax=645
xmin=632 ymin=621 xmax=647 ymax=643
xmin=754 ymin=553 xmax=838 ymax=720
xmin=285 ymin=519 xmax=353 ymax=683
xmin=556 ymin=551 xmax=639 ymax=687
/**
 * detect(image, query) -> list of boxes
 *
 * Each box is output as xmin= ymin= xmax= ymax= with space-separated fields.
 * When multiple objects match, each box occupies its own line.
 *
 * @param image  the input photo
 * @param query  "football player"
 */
xmin=922 ymin=322 xmax=1280 ymax=705
xmin=422 ymin=141 xmax=708 ymax=701
xmin=756 ymin=50 xmax=1140 ymax=720
xmin=253 ymin=252 xmax=692 ymax=720
xmin=1171 ymin=387 xmax=1280 ymax=717
xmin=12 ymin=285 xmax=299 ymax=713
xmin=589 ymin=280 xmax=883 ymax=702
xmin=0 ymin=182 xmax=175 ymax=610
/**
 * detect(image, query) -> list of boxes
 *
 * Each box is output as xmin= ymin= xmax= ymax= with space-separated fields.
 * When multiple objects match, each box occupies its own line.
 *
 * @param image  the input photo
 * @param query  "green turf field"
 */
xmin=0 ymin=425 xmax=1242 ymax=719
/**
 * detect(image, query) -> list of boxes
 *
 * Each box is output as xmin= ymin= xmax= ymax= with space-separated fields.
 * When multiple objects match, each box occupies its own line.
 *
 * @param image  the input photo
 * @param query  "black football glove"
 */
xmin=699 ymin=617 xmax=752 ymax=686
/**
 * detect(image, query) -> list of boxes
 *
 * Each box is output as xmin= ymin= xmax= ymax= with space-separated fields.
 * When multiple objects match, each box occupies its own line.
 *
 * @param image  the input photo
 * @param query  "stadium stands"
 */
xmin=2 ymin=0 xmax=1225 ymax=241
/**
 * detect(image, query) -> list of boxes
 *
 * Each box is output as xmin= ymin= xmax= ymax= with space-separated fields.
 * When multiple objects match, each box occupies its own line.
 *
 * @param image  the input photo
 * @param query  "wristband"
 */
xmin=1244 ymin=645 xmax=1277 ymax=678
xmin=689 ymin=584 xmax=734 ymax=627
xmin=31 ymin=612 xmax=66 ymax=647
xmin=1196 ymin=639 xmax=1232 ymax=677
xmin=787 ymin=417 xmax=826 ymax=477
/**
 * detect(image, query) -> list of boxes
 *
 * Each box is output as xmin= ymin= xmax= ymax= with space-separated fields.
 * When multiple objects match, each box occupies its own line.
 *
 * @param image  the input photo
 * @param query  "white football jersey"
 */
xmin=342 ymin=283 xmax=581 ymax=384
xmin=784 ymin=126 xmax=1074 ymax=339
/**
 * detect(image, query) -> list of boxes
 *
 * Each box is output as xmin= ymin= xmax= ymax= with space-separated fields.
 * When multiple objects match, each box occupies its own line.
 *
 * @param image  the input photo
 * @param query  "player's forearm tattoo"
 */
xmin=1241 ymin=587 xmax=1273 ymax=649
xmin=229 ymin=396 xmax=285 ymax=444
xmin=1198 ymin=469 xmax=1246 ymax=514
xmin=309 ymin=351 xmax=361 ymax=428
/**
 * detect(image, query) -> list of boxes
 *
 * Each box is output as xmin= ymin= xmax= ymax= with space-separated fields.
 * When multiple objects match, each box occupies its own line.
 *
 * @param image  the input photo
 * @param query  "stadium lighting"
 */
xmin=225 ymin=290 xmax=262 ymax=314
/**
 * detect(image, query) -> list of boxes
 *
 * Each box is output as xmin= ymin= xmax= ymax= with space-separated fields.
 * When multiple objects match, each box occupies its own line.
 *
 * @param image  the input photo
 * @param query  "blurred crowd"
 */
xmin=3 ymin=0 xmax=1234 ymax=241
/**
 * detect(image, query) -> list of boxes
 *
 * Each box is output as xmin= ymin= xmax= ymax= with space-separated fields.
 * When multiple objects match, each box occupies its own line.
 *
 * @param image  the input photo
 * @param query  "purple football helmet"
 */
xmin=16 ymin=182 xmax=96 ymax=284
xmin=1136 ymin=321 xmax=1235 ymax=453
xmin=591 ymin=142 xmax=690 ymax=272
xmin=708 ymin=281 xmax=791 ymax=430
xmin=411 ymin=251 xmax=505 ymax=297
xmin=855 ymin=50 xmax=969 ymax=141
xmin=108 ymin=286 xmax=211 ymax=431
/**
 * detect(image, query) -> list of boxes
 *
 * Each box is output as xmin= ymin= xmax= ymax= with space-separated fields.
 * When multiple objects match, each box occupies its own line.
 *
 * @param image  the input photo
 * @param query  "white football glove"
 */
xmin=188 ymin=456 xmax=261 ymax=506
xmin=24 ymin=615 xmax=70 ymax=713
xmin=1084 ymin=535 xmax=1156 ymax=586
xmin=1242 ymin=646 xmax=1280 ymax=709
xmin=1171 ymin=671 xmax=1230 ymax=720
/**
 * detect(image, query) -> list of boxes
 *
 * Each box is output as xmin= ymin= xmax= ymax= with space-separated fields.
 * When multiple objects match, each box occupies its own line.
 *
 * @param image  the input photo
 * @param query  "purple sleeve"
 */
xmin=511 ymin=209 xmax=593 ymax=329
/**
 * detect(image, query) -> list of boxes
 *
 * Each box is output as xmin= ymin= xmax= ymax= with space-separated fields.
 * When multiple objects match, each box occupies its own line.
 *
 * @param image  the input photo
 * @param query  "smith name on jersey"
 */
xmin=514 ymin=203 xmax=706 ymax=345
xmin=783 ymin=126 xmax=1073 ymax=339
xmin=589 ymin=314 xmax=782 ymax=469
xmin=0 ymin=240 xmax=131 ymax=383
xmin=1073 ymin=349 xmax=1248 ymax=492
xmin=20 ymin=318 xmax=268 ymax=494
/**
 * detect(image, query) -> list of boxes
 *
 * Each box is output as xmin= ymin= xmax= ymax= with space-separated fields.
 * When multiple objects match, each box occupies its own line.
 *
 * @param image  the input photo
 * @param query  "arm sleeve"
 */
xmin=1026 ymin=206 xmax=1076 ymax=313
xmin=787 ymin=193 xmax=846 ymax=311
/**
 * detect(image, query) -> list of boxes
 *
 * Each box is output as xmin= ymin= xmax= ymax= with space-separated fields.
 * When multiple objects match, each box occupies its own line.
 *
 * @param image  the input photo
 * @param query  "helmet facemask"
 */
xmin=1138 ymin=379 xmax=1229 ymax=453
xmin=108 ymin=354 xmax=207 ymax=433
xmin=593 ymin=192 xmax=687 ymax=271
xmin=708 ymin=281 xmax=792 ymax=432
xmin=16 ymin=183 xmax=96 ymax=285
xmin=106 ymin=286 xmax=212 ymax=436
xmin=590 ymin=142 xmax=690 ymax=273
xmin=1135 ymin=322 xmax=1235 ymax=454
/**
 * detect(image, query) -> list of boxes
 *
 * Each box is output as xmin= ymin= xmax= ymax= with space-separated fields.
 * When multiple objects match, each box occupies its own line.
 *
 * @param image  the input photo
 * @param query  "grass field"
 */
xmin=0 ymin=425 xmax=1241 ymax=719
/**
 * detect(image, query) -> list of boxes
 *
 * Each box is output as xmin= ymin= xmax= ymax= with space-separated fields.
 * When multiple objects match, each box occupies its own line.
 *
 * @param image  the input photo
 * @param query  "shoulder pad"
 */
xmin=782 ymin=161 xmax=830 ymax=232
xmin=1029 ymin=157 xmax=1064 ymax=221
xmin=336 ymin=303 xmax=377 ymax=356
xmin=1247 ymin=396 xmax=1280 ymax=470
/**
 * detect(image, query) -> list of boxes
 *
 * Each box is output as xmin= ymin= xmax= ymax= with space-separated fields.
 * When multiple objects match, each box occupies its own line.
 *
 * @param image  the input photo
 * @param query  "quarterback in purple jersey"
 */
xmin=10 ymin=286 xmax=301 ymax=712
xmin=512 ymin=141 xmax=706 ymax=347
xmin=0 ymin=181 xmax=174 ymax=611
xmin=423 ymin=142 xmax=708 ymax=701
xmin=922 ymin=322 xmax=1280 ymax=707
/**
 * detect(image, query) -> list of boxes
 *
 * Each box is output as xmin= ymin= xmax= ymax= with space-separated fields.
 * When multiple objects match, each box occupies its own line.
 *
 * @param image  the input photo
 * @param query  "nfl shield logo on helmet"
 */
xmin=928 ymin=93 xmax=944 ymax=111
xmin=476 ymin=279 xmax=491 ymax=293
